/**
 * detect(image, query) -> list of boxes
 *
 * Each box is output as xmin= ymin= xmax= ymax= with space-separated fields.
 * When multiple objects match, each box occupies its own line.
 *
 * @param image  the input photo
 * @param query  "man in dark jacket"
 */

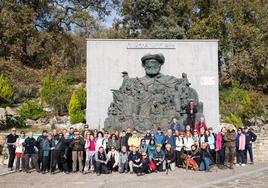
xmin=51 ymin=132 xmax=65 ymax=173
xmin=133 ymin=152 xmax=150 ymax=176
xmin=95 ymin=146 xmax=109 ymax=176
xmin=69 ymin=130 xmax=85 ymax=173
xmin=243 ymin=127 xmax=257 ymax=164
xmin=120 ymin=130 xmax=128 ymax=149
xmin=164 ymin=129 xmax=176 ymax=149
xmin=128 ymin=146 xmax=141 ymax=174
xmin=23 ymin=132 xmax=40 ymax=173
xmin=37 ymin=130 xmax=48 ymax=168
xmin=6 ymin=128 xmax=18 ymax=171
xmin=223 ymin=125 xmax=236 ymax=169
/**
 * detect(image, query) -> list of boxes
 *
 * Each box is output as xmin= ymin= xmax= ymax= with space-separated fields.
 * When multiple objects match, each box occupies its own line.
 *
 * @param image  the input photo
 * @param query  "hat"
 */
xmin=157 ymin=127 xmax=161 ymax=131
xmin=141 ymin=53 xmax=165 ymax=66
xmin=133 ymin=130 xmax=137 ymax=134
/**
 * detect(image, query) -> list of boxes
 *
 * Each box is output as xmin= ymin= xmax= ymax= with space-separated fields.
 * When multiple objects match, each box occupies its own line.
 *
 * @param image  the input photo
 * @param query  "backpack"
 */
xmin=149 ymin=160 xmax=156 ymax=171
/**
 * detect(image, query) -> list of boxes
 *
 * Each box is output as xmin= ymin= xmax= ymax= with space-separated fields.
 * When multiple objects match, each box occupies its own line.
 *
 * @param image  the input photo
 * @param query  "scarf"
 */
xmin=216 ymin=132 xmax=222 ymax=151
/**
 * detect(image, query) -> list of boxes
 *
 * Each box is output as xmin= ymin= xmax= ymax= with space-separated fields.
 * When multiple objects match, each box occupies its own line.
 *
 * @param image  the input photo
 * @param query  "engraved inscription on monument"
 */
xmin=127 ymin=42 xmax=176 ymax=49
xmin=104 ymin=53 xmax=204 ymax=132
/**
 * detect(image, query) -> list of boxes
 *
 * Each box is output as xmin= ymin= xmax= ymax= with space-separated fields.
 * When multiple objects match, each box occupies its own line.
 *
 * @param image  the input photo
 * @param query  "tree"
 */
xmin=0 ymin=0 xmax=119 ymax=67
xmin=187 ymin=0 xmax=268 ymax=92
xmin=69 ymin=87 xmax=85 ymax=124
xmin=41 ymin=75 xmax=71 ymax=115
xmin=0 ymin=74 xmax=14 ymax=105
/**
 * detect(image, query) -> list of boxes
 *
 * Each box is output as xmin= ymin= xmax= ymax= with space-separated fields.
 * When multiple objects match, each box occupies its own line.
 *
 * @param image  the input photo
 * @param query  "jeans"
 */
xmin=236 ymin=149 xmax=245 ymax=164
xmin=119 ymin=162 xmax=128 ymax=173
xmin=24 ymin=153 xmax=40 ymax=172
xmin=42 ymin=156 xmax=50 ymax=172
xmin=95 ymin=161 xmax=108 ymax=174
xmin=8 ymin=147 xmax=16 ymax=168
xmin=84 ymin=151 xmax=95 ymax=172
xmin=51 ymin=150 xmax=66 ymax=172
xmin=200 ymin=157 xmax=212 ymax=171
xmin=175 ymin=150 xmax=183 ymax=166
xmin=244 ymin=144 xmax=253 ymax=163
xmin=216 ymin=148 xmax=225 ymax=165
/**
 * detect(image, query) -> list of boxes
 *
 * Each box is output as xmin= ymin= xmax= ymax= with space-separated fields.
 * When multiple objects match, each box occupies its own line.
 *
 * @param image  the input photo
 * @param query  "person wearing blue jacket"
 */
xmin=164 ymin=129 xmax=176 ymax=148
xmin=152 ymin=145 xmax=165 ymax=172
xmin=154 ymin=127 xmax=165 ymax=147
xmin=243 ymin=127 xmax=257 ymax=164
xmin=170 ymin=118 xmax=184 ymax=133
xmin=41 ymin=134 xmax=52 ymax=173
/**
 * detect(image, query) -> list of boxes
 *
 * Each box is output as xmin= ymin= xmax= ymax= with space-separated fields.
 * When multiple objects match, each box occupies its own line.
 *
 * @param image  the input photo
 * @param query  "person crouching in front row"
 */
xmin=164 ymin=144 xmax=176 ymax=172
xmin=95 ymin=146 xmax=109 ymax=176
xmin=133 ymin=152 xmax=150 ymax=176
xmin=107 ymin=146 xmax=119 ymax=172
xmin=119 ymin=146 xmax=129 ymax=173
xmin=128 ymin=146 xmax=141 ymax=174
xmin=152 ymin=144 xmax=165 ymax=172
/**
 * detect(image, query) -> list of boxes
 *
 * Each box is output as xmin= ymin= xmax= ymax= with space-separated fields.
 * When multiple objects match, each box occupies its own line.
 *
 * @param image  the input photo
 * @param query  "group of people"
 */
xmin=5 ymin=117 xmax=257 ymax=176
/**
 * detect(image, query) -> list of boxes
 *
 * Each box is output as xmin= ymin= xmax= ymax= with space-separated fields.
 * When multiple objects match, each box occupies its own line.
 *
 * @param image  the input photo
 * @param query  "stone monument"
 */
xmin=104 ymin=53 xmax=203 ymax=132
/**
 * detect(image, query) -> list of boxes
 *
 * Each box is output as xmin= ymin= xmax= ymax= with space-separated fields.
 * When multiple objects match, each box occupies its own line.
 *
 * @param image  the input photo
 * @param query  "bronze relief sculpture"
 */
xmin=104 ymin=53 xmax=204 ymax=132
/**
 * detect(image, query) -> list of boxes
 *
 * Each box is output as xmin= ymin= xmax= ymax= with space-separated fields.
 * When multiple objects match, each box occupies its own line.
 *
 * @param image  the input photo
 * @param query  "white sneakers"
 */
xmin=235 ymin=163 xmax=246 ymax=167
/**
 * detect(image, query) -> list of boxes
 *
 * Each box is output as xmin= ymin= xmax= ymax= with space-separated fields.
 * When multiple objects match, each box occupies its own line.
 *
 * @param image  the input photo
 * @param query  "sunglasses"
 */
xmin=12 ymin=130 xmax=16 ymax=131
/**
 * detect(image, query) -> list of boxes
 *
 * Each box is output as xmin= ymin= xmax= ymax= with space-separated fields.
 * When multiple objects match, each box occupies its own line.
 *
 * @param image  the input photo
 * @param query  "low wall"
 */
xmin=252 ymin=136 xmax=268 ymax=161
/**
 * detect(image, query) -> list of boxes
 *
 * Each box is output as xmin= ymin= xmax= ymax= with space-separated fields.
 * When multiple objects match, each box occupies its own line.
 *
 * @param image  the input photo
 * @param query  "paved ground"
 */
xmin=0 ymin=162 xmax=268 ymax=188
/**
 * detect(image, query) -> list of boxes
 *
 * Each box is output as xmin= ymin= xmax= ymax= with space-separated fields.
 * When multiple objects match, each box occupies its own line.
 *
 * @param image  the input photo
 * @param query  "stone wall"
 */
xmin=252 ymin=135 xmax=268 ymax=161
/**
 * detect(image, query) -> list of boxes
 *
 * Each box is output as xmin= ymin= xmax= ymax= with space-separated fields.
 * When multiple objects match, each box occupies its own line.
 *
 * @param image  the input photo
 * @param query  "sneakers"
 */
xmin=241 ymin=164 xmax=246 ymax=167
xmin=235 ymin=164 xmax=240 ymax=167
xmin=96 ymin=173 xmax=101 ymax=176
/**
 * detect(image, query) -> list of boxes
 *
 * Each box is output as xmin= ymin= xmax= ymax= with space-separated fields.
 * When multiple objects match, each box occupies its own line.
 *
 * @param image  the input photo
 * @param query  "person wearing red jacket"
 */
xmin=195 ymin=117 xmax=208 ymax=134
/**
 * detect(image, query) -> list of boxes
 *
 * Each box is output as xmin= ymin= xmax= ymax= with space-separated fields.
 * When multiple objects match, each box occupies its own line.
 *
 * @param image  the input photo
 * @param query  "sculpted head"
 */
xmin=141 ymin=53 xmax=165 ymax=77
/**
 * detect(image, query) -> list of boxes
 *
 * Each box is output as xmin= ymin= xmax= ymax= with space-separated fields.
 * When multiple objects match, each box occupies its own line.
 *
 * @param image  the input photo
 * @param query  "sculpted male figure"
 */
xmin=104 ymin=53 xmax=203 ymax=132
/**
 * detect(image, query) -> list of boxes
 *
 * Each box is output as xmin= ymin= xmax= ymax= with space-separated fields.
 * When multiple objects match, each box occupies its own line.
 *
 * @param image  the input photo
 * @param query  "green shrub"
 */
xmin=18 ymin=101 xmax=45 ymax=120
xmin=41 ymin=75 xmax=71 ymax=115
xmin=0 ymin=114 xmax=26 ymax=130
xmin=0 ymin=74 xmax=14 ymax=105
xmin=220 ymin=84 xmax=266 ymax=125
xmin=224 ymin=113 xmax=243 ymax=128
xmin=69 ymin=89 xmax=85 ymax=124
